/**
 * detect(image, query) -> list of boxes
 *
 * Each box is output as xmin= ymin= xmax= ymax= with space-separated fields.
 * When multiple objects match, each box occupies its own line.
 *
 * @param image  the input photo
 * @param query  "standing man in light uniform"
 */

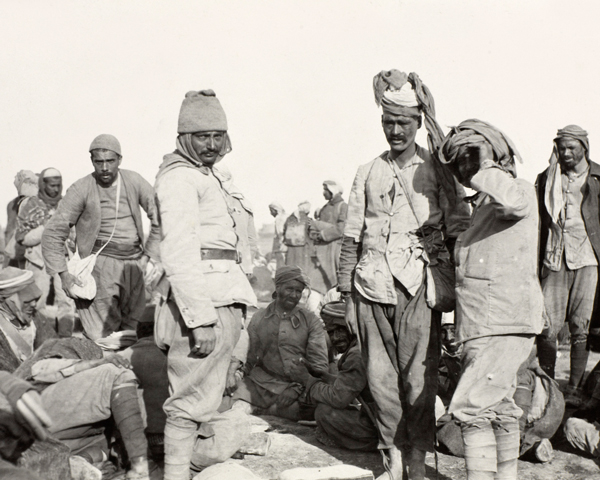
xmin=154 ymin=90 xmax=256 ymax=480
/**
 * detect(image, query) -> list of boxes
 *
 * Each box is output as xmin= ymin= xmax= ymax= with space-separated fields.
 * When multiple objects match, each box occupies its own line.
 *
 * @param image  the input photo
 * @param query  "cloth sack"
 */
xmin=425 ymin=256 xmax=456 ymax=312
xmin=66 ymin=251 xmax=98 ymax=300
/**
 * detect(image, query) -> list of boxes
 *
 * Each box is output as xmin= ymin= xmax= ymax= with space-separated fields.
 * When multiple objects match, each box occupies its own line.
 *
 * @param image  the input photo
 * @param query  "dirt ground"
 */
xmin=231 ymin=349 xmax=600 ymax=480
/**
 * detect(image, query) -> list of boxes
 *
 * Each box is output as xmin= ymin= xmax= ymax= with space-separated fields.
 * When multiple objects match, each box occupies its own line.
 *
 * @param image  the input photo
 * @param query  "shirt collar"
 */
xmin=264 ymin=301 xmax=301 ymax=320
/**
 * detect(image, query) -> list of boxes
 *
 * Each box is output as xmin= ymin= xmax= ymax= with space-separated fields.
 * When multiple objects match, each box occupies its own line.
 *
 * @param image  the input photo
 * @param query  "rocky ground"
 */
xmin=230 ymin=349 xmax=600 ymax=480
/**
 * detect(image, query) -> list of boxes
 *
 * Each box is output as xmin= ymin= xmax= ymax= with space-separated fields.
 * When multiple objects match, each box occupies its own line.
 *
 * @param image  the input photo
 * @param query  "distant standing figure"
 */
xmin=536 ymin=125 xmax=600 ymax=406
xmin=269 ymin=202 xmax=287 ymax=270
xmin=15 ymin=168 xmax=75 ymax=331
xmin=309 ymin=180 xmax=348 ymax=292
xmin=4 ymin=170 xmax=38 ymax=269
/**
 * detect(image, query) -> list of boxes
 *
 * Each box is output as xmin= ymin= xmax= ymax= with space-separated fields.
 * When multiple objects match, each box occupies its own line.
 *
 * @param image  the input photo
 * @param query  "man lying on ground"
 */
xmin=13 ymin=337 xmax=160 ymax=480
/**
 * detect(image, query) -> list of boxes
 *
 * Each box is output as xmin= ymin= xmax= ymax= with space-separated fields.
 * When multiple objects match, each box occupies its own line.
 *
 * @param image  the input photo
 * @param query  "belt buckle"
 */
xmin=236 ymin=251 xmax=242 ymax=264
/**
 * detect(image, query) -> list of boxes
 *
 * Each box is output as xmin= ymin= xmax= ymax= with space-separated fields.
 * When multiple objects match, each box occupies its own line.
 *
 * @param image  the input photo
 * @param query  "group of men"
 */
xmin=1 ymin=68 xmax=600 ymax=480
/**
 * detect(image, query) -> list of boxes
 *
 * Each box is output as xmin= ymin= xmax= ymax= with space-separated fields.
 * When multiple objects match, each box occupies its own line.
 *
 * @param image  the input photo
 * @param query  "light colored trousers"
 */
xmin=449 ymin=335 xmax=535 ymax=425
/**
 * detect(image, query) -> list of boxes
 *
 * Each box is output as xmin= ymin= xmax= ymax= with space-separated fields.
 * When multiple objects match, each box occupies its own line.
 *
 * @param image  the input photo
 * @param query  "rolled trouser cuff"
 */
xmin=462 ymin=422 xmax=497 ymax=473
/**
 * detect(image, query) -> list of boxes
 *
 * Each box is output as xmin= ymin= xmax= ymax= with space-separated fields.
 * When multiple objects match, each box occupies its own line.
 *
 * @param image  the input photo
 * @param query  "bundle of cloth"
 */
xmin=439 ymin=118 xmax=523 ymax=179
xmin=373 ymin=69 xmax=461 ymax=209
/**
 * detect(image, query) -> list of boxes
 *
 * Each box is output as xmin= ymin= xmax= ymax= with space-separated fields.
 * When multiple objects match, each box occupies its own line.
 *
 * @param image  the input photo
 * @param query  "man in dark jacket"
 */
xmin=536 ymin=125 xmax=600 ymax=406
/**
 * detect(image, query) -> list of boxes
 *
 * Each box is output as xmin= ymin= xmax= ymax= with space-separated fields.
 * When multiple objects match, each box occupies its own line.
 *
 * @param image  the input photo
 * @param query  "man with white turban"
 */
xmin=536 ymin=125 xmax=600 ymax=406
xmin=308 ymin=180 xmax=348 ymax=294
xmin=338 ymin=70 xmax=470 ymax=480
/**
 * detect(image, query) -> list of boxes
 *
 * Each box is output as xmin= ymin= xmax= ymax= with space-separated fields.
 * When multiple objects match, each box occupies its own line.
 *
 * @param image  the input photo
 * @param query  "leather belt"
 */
xmin=200 ymin=248 xmax=241 ymax=263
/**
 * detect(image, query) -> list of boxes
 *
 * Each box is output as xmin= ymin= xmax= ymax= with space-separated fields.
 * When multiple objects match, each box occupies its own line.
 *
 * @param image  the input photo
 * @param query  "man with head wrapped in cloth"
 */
xmin=440 ymin=120 xmax=544 ymax=480
xmin=536 ymin=125 xmax=600 ymax=406
xmin=337 ymin=70 xmax=470 ymax=480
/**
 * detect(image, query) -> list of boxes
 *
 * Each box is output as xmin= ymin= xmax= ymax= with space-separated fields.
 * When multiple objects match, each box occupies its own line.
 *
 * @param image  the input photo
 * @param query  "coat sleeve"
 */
xmin=306 ymin=348 xmax=367 ymax=409
xmin=42 ymin=183 xmax=86 ymax=275
xmin=470 ymin=167 xmax=533 ymax=220
xmin=304 ymin=313 xmax=329 ymax=373
xmin=244 ymin=310 xmax=265 ymax=374
xmin=137 ymin=175 xmax=161 ymax=262
xmin=155 ymin=169 xmax=217 ymax=328
xmin=316 ymin=202 xmax=348 ymax=243
xmin=439 ymin=175 xmax=471 ymax=239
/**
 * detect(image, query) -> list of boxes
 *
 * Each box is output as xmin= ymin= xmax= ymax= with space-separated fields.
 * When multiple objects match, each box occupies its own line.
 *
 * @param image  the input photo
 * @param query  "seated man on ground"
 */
xmin=0 ymin=267 xmax=57 ymax=372
xmin=13 ymin=337 xmax=160 ymax=480
xmin=563 ymin=358 xmax=600 ymax=457
xmin=232 ymin=265 xmax=329 ymax=420
xmin=289 ymin=300 xmax=378 ymax=451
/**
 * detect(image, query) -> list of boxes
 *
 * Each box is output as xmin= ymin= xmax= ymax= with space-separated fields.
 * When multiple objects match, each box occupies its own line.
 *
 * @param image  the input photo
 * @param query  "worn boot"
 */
xmin=569 ymin=340 xmax=590 ymax=390
xmin=163 ymin=417 xmax=198 ymax=480
xmin=462 ymin=421 xmax=497 ymax=480
xmin=492 ymin=419 xmax=519 ymax=480
xmin=536 ymin=336 xmax=557 ymax=379
xmin=405 ymin=448 xmax=426 ymax=480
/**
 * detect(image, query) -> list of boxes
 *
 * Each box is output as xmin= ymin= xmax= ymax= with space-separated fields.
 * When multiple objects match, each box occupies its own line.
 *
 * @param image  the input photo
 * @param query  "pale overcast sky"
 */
xmin=1 ymin=0 xmax=599 ymax=229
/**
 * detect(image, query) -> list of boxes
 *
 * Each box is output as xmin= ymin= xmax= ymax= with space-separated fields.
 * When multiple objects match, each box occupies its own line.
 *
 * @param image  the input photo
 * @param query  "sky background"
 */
xmin=1 ymin=0 xmax=599 ymax=231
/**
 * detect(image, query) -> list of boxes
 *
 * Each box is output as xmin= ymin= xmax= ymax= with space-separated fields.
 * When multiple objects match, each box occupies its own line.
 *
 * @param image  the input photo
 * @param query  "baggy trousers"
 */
xmin=355 ymin=281 xmax=441 ymax=452
xmin=75 ymin=255 xmax=146 ymax=341
xmin=163 ymin=304 xmax=242 ymax=425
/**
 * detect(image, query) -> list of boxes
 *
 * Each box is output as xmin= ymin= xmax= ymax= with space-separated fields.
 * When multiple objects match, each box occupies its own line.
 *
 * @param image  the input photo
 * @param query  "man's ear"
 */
xmin=417 ymin=116 xmax=423 ymax=129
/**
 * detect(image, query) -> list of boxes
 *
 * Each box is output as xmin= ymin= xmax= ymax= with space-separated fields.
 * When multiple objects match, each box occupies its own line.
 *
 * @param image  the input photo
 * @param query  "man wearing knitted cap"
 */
xmin=154 ymin=90 xmax=257 ymax=479
xmin=307 ymin=180 xmax=348 ymax=294
xmin=42 ymin=134 xmax=160 ymax=340
xmin=536 ymin=125 xmax=600 ymax=406
xmin=338 ymin=70 xmax=470 ymax=480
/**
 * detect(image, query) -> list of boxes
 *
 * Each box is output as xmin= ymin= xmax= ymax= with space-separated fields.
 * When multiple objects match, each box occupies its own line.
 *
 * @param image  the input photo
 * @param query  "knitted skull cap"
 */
xmin=177 ymin=89 xmax=228 ymax=133
xmin=89 ymin=134 xmax=122 ymax=156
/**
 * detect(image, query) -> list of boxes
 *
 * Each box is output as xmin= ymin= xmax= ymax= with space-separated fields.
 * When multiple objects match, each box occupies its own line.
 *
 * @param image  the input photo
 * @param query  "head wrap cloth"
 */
xmin=38 ymin=167 xmax=63 ymax=207
xmin=439 ymin=119 xmax=522 ymax=178
xmin=0 ymin=267 xmax=38 ymax=301
xmin=269 ymin=202 xmax=285 ymax=215
xmin=545 ymin=125 xmax=590 ymax=226
xmin=274 ymin=266 xmax=310 ymax=289
xmin=373 ymin=69 xmax=460 ymax=209
xmin=323 ymin=180 xmax=343 ymax=196
xmin=14 ymin=170 xmax=39 ymax=197
xmin=320 ymin=301 xmax=347 ymax=330
xmin=176 ymin=90 xmax=232 ymax=167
